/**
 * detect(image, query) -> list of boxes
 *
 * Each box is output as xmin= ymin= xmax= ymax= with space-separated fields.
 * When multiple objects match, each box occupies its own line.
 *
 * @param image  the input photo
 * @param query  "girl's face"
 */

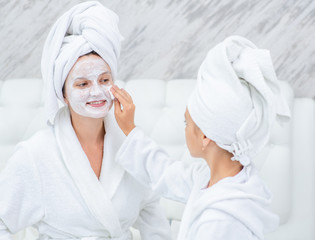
xmin=185 ymin=108 xmax=207 ymax=158
xmin=64 ymin=54 xmax=114 ymax=119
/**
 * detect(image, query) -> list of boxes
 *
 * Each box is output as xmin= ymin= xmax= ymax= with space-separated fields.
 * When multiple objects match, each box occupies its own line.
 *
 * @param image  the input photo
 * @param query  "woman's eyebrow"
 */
xmin=73 ymin=71 xmax=112 ymax=81
xmin=99 ymin=71 xmax=112 ymax=75
xmin=74 ymin=77 xmax=88 ymax=81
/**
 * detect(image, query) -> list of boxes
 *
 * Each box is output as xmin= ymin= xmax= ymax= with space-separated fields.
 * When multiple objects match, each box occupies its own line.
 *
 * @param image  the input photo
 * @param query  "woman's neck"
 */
xmin=205 ymin=150 xmax=243 ymax=188
xmin=70 ymin=111 xmax=105 ymax=146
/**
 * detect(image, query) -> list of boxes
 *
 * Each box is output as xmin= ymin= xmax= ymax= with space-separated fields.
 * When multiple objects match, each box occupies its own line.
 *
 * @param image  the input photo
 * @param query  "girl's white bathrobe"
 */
xmin=116 ymin=128 xmax=279 ymax=240
xmin=0 ymin=107 xmax=171 ymax=240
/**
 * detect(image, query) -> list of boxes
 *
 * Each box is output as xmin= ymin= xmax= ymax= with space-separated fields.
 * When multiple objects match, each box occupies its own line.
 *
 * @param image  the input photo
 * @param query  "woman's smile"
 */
xmin=87 ymin=99 xmax=106 ymax=107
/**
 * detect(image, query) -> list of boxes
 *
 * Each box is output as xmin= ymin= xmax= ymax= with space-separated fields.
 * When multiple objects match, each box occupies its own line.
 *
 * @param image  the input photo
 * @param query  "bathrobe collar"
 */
xmin=100 ymin=109 xmax=126 ymax=199
xmin=54 ymin=106 xmax=124 ymax=237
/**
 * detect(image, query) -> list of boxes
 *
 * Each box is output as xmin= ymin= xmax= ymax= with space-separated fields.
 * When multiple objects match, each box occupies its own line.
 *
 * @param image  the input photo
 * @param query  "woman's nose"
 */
xmin=90 ymin=83 xmax=102 ymax=96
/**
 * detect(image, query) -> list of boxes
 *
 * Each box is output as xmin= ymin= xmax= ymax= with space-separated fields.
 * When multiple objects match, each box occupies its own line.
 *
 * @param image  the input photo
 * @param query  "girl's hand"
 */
xmin=111 ymin=85 xmax=136 ymax=136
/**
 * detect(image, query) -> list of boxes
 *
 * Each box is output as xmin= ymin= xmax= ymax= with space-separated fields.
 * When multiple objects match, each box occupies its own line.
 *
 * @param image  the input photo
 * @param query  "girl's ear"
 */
xmin=201 ymin=136 xmax=212 ymax=152
xmin=202 ymin=135 xmax=212 ymax=148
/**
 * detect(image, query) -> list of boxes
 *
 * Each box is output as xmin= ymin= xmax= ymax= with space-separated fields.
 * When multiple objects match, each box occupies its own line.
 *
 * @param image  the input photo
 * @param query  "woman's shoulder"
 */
xmin=17 ymin=127 xmax=57 ymax=154
xmin=3 ymin=128 xmax=56 ymax=174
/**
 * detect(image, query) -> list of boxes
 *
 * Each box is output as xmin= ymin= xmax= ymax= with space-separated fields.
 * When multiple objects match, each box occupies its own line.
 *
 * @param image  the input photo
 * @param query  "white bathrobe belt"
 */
xmin=81 ymin=236 xmax=130 ymax=240
xmin=46 ymin=236 xmax=131 ymax=240
xmin=45 ymin=232 xmax=132 ymax=240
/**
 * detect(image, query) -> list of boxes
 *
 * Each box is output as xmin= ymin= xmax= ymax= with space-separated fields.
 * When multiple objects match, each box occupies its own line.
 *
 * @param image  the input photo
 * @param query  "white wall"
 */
xmin=0 ymin=0 xmax=314 ymax=98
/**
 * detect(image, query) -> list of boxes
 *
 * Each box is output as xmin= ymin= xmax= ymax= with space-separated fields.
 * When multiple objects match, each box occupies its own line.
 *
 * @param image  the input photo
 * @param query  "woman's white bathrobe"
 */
xmin=0 ymin=107 xmax=171 ymax=240
xmin=116 ymin=128 xmax=279 ymax=240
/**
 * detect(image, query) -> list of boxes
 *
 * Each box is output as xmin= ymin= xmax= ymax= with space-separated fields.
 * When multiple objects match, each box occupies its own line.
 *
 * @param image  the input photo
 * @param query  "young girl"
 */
xmin=111 ymin=36 xmax=291 ymax=239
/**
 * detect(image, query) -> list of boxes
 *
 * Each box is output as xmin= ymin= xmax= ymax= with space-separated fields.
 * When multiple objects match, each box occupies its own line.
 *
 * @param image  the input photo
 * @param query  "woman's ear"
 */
xmin=62 ymin=83 xmax=69 ymax=105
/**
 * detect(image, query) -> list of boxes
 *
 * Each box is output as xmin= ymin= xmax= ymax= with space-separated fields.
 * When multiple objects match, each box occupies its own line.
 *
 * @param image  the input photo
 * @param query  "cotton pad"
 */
xmin=107 ymin=85 xmax=115 ymax=100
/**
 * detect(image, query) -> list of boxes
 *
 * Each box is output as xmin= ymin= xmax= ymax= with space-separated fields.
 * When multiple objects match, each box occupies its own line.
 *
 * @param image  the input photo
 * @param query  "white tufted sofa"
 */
xmin=0 ymin=78 xmax=314 ymax=240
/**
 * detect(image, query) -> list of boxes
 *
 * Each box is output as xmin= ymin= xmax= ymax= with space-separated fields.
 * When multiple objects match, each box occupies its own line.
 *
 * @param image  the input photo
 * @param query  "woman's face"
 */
xmin=185 ymin=108 xmax=206 ymax=158
xmin=64 ymin=54 xmax=114 ymax=119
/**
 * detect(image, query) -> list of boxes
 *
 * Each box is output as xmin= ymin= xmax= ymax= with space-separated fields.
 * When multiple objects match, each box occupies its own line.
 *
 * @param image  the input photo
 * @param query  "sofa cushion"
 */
xmin=0 ymin=78 xmax=45 ymax=169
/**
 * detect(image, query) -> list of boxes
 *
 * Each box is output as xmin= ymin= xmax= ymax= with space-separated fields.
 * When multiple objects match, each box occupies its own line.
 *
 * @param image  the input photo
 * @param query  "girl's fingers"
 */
xmin=111 ymin=86 xmax=129 ymax=107
xmin=114 ymin=98 xmax=121 ymax=114
xmin=112 ymin=85 xmax=131 ymax=103
xmin=121 ymin=88 xmax=133 ymax=102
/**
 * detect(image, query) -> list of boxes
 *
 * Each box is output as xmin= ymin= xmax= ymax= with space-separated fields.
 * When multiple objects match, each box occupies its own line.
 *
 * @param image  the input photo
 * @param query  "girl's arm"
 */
xmin=116 ymin=126 xmax=205 ymax=202
xmin=112 ymin=86 xmax=207 ymax=202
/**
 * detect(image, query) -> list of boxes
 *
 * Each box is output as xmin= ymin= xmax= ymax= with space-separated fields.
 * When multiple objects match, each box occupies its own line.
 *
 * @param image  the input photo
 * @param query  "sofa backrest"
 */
xmin=0 ymin=78 xmax=46 ymax=170
xmin=0 ymin=78 xmax=301 ymax=237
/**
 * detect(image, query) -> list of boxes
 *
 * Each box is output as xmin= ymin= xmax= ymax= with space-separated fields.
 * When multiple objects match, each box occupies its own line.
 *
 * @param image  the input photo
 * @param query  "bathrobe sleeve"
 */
xmin=0 ymin=143 xmax=44 ymax=236
xmin=133 ymin=191 xmax=172 ymax=240
xmin=0 ymin=220 xmax=12 ymax=240
xmin=116 ymin=127 xmax=204 ymax=203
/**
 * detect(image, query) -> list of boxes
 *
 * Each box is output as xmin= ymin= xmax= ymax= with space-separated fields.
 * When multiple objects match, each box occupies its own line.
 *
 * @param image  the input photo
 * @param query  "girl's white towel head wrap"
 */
xmin=41 ymin=1 xmax=123 ymax=124
xmin=187 ymin=36 xmax=291 ymax=166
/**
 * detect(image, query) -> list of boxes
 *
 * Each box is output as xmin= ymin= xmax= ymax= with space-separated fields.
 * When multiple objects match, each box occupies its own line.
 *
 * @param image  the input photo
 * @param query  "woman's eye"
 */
xmin=100 ymin=78 xmax=109 ymax=83
xmin=77 ymin=82 xmax=88 ymax=87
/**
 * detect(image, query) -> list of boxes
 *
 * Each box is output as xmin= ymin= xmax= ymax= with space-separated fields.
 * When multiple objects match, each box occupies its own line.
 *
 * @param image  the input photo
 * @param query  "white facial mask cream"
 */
xmin=65 ymin=56 xmax=114 ymax=118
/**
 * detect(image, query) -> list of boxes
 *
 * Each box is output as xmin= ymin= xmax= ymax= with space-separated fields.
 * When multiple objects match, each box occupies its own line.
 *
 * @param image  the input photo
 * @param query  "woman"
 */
xmin=0 ymin=2 xmax=171 ymax=239
xmin=111 ymin=36 xmax=291 ymax=239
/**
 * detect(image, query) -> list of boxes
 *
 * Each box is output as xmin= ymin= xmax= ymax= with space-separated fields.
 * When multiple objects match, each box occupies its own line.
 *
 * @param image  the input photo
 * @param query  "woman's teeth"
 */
xmin=88 ymin=100 xmax=105 ymax=104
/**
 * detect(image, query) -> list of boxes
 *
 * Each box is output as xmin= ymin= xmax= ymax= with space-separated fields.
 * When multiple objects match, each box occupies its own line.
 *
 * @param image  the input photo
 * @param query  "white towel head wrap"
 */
xmin=187 ymin=36 xmax=291 ymax=166
xmin=41 ymin=1 xmax=123 ymax=124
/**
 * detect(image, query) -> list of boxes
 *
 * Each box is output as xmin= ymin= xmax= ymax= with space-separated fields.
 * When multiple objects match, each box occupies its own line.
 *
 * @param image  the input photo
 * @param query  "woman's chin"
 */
xmin=70 ymin=107 xmax=109 ymax=119
xmin=84 ymin=111 xmax=109 ymax=119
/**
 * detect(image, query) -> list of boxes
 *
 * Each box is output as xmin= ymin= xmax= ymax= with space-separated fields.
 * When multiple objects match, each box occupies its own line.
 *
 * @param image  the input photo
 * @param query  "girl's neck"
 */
xmin=205 ymin=151 xmax=243 ymax=188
